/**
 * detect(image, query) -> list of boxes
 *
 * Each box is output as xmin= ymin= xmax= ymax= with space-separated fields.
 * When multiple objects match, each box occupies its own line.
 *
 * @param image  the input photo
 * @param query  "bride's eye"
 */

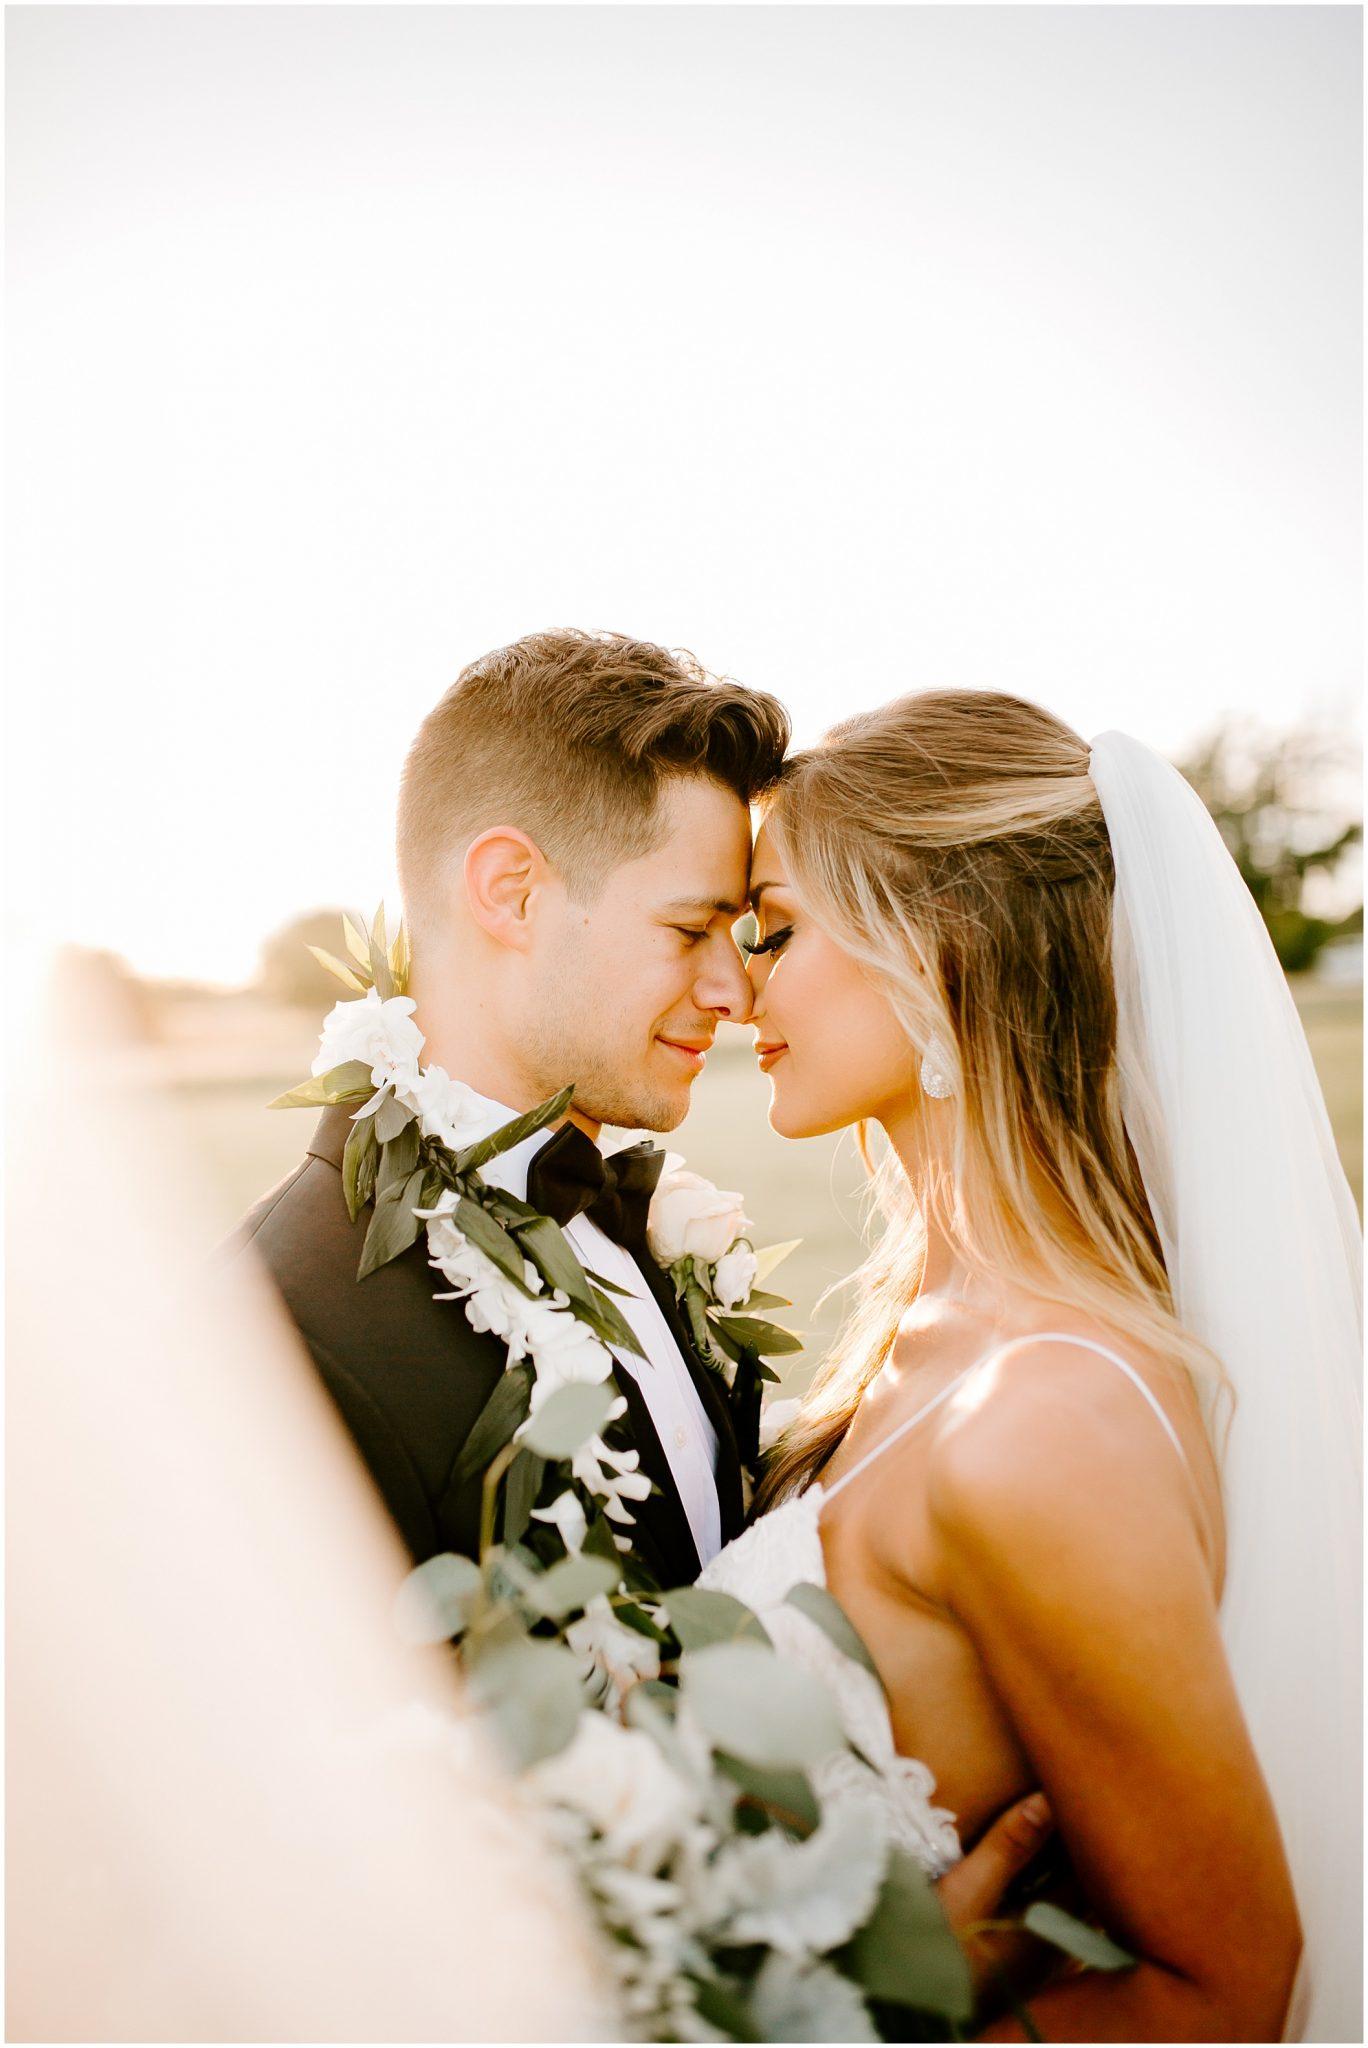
xmin=743 ymin=924 xmax=794 ymax=960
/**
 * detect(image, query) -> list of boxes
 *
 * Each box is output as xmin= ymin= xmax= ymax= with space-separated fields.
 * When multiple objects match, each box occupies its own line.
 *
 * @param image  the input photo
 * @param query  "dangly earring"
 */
xmin=919 ymin=1044 xmax=954 ymax=1100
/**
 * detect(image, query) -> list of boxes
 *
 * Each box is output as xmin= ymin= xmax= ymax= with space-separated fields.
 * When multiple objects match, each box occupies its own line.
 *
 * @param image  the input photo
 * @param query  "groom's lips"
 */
xmin=657 ymin=1036 xmax=711 ymax=1073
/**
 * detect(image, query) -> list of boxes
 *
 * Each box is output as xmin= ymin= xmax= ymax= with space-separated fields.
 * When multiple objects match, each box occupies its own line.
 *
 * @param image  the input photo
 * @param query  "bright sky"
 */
xmin=7 ymin=6 xmax=1361 ymax=983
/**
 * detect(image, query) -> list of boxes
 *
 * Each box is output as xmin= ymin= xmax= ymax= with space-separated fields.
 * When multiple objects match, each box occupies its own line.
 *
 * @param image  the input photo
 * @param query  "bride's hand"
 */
xmin=936 ymin=1790 xmax=1052 ymax=1933
xmin=935 ymin=1792 xmax=1057 ymax=1998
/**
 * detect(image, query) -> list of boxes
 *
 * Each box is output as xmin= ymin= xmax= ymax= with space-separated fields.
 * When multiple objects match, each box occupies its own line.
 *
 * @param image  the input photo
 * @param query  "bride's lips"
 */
xmin=657 ymin=1036 xmax=710 ymax=1073
xmin=755 ymin=1041 xmax=789 ymax=1072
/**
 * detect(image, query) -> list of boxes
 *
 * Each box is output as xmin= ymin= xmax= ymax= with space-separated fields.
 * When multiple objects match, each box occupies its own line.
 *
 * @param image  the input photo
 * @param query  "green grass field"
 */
xmin=170 ymin=975 xmax=1361 ymax=1396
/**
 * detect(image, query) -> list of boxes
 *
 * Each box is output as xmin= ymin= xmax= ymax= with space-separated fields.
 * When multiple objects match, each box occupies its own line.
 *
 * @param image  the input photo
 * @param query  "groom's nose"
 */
xmin=695 ymin=939 xmax=754 ymax=1026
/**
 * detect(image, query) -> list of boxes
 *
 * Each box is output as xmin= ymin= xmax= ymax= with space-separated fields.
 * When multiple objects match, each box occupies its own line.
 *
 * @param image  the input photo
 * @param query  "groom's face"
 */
xmin=527 ymin=775 xmax=754 ymax=1130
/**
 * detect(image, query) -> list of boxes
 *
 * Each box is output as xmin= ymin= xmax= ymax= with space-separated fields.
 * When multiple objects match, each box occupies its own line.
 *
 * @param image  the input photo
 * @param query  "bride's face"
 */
xmin=746 ymin=824 xmax=919 ymax=1139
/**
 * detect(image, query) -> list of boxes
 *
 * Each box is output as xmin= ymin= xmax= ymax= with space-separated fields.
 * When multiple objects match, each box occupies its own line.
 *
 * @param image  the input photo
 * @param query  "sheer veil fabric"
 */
xmin=1090 ymin=732 xmax=1363 ymax=2043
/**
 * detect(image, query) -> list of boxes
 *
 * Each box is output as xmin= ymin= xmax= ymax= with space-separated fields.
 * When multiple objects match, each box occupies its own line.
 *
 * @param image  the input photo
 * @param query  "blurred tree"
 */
xmin=258 ymin=909 xmax=357 ymax=1010
xmin=1179 ymin=723 xmax=1362 ymax=973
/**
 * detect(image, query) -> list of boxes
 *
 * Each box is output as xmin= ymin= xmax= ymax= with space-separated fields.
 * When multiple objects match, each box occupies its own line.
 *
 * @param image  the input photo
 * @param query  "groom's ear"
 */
xmin=462 ymin=826 xmax=551 ymax=953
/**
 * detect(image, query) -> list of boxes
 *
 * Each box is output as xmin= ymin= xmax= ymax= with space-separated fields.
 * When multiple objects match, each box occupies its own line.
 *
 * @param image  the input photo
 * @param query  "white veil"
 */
xmin=1090 ymin=731 xmax=1363 ymax=2044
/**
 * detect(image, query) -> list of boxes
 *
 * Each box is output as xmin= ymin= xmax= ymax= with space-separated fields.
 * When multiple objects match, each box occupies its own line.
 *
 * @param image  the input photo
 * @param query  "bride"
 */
xmin=702 ymin=691 xmax=1361 ymax=2041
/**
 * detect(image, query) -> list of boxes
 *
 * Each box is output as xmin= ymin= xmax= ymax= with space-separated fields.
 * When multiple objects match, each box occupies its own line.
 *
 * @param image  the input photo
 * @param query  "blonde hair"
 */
xmin=756 ymin=689 xmax=1223 ymax=1510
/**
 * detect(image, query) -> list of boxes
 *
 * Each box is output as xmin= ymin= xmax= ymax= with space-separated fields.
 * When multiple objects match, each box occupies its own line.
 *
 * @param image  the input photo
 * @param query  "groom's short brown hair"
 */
xmin=397 ymin=629 xmax=790 ymax=924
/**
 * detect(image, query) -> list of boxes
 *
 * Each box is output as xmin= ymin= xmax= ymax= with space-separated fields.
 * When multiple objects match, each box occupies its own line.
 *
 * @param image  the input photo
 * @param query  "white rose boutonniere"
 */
xmin=647 ymin=1160 xmax=751 ymax=1267
xmin=645 ymin=1156 xmax=803 ymax=1410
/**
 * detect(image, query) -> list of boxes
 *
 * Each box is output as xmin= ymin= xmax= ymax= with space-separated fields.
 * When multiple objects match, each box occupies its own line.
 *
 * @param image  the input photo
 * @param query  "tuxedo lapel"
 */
xmin=309 ymin=1108 xmax=714 ymax=1584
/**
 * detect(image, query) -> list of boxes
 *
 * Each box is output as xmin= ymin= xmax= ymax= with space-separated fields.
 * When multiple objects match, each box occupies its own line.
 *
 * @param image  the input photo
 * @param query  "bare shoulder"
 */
xmin=925 ymin=1325 xmax=1201 ymax=1564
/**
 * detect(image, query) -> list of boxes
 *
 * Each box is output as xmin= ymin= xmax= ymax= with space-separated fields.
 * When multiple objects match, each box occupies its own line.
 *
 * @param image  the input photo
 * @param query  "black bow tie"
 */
xmin=525 ymin=1124 xmax=666 ymax=1250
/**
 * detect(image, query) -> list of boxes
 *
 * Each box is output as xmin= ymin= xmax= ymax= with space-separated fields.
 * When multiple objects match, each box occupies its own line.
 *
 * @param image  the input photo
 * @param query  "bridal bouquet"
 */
xmin=397 ymin=1406 xmax=980 ymax=2044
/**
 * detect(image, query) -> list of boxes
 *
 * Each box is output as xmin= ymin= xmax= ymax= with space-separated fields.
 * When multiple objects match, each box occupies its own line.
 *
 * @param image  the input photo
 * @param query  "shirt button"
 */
xmin=674 ymin=1425 xmax=689 ymax=1448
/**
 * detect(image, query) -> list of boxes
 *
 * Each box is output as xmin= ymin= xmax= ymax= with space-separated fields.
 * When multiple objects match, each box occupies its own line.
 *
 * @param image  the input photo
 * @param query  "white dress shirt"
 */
xmin=462 ymin=1089 xmax=723 ymax=1567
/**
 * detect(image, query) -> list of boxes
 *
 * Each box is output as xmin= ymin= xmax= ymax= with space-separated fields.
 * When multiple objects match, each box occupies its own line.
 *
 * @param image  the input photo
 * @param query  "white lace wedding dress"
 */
xmin=697 ymin=1332 xmax=1191 ymax=1881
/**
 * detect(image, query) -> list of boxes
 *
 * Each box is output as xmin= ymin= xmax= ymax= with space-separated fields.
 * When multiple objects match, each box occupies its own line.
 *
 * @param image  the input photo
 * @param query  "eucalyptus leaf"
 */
xmin=740 ymin=1289 xmax=792 ymax=1312
xmin=1023 ymin=1903 xmax=1135 ymax=1973
xmin=356 ymin=1168 xmax=426 ymax=1280
xmin=784 ymin=1583 xmax=881 ymax=1679
xmin=452 ymin=1195 xmax=533 ymax=1290
xmin=502 ymin=1448 xmax=544 ymax=1547
xmin=394 ymin=1552 xmax=483 ymax=1645
xmin=844 ymin=1848 xmax=973 ymax=2020
xmin=454 ymin=1086 xmax=575 ymax=1173
xmin=464 ymin=1637 xmax=584 ymax=1770
xmin=306 ymin=943 xmax=368 ymax=993
xmin=519 ymin=1381 xmax=616 ymax=1460
xmin=663 ymin=1585 xmax=772 ymax=1651
xmin=750 ymin=1954 xmax=878 ymax=2043
xmin=690 ymin=1976 xmax=764 ymax=2043
xmin=269 ymin=1059 xmax=375 ymax=1111
xmin=681 ymin=1642 xmax=844 ymax=1769
xmin=525 ymin=1553 xmax=623 ymax=1621
xmin=454 ymin=1364 xmax=534 ymax=1482
xmin=714 ymin=1752 xmax=820 ymax=1834
xmin=342 ymin=1115 xmax=379 ymax=1222
xmin=715 ymin=1313 xmax=804 ymax=1357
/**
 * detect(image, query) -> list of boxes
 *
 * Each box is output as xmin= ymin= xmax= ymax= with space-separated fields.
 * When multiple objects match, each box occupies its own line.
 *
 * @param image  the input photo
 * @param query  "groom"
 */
xmin=239 ymin=630 xmax=788 ymax=1589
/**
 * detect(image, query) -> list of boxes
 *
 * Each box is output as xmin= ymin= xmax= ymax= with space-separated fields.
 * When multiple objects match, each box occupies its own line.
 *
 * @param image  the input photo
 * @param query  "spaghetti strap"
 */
xmin=821 ymin=1330 xmax=1187 ymax=1504
xmin=822 ymin=1363 xmax=980 ymax=1502
xmin=990 ymin=1331 xmax=1188 ymax=1465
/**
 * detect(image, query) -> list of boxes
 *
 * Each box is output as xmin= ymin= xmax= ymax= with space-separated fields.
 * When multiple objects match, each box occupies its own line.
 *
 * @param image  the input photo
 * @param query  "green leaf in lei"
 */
xmin=356 ymin=1166 xmax=426 ymax=1279
xmin=342 ymin=1114 xmax=379 ymax=1221
xmin=452 ymin=1194 xmax=535 ymax=1291
xmin=502 ymin=1448 xmax=545 ymax=1547
xmin=452 ymin=1085 xmax=575 ymax=1173
xmin=376 ymin=1117 xmax=421 ymax=1192
xmin=269 ymin=1059 xmax=376 ymax=1110
xmin=454 ymin=1363 xmax=535 ymax=1482
xmin=341 ymin=913 xmax=370 ymax=970
xmin=368 ymin=903 xmax=394 ymax=999
xmin=306 ymin=943 xmax=367 ymax=993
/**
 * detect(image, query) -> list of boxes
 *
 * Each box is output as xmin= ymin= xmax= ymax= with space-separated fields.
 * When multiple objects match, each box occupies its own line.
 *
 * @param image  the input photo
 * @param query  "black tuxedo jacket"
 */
xmin=236 ymin=1107 xmax=745 ymax=1588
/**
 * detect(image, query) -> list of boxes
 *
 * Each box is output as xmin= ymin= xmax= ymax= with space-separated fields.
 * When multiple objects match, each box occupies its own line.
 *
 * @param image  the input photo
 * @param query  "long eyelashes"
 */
xmin=742 ymin=924 xmax=794 ymax=960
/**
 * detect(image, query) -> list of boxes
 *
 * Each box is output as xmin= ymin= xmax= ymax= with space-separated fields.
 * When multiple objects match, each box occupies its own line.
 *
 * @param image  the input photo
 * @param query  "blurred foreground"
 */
xmin=6 ymin=951 xmax=615 ymax=2042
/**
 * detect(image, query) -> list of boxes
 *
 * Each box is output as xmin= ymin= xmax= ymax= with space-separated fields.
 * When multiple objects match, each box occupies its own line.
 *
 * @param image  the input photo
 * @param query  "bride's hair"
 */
xmin=755 ymin=689 xmax=1224 ymax=1510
